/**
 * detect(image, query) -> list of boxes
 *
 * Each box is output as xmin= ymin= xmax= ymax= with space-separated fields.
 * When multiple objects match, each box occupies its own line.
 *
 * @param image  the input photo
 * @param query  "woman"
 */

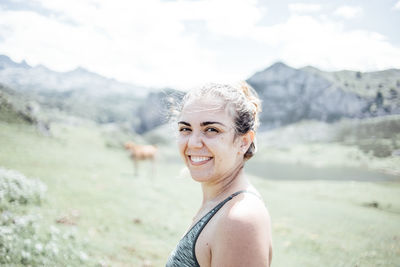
xmin=166 ymin=82 xmax=272 ymax=267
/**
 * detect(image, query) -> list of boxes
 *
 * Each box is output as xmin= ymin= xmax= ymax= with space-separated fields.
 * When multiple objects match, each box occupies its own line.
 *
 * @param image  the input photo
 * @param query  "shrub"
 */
xmin=0 ymin=167 xmax=92 ymax=266
xmin=0 ymin=211 xmax=89 ymax=266
xmin=0 ymin=167 xmax=46 ymax=210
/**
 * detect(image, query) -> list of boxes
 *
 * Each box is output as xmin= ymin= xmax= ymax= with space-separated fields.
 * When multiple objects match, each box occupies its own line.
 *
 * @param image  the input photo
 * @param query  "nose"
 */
xmin=188 ymin=132 xmax=203 ymax=149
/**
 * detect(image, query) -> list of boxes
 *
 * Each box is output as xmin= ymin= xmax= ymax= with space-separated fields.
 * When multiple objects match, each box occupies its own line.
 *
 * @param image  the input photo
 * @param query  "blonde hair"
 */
xmin=178 ymin=81 xmax=262 ymax=160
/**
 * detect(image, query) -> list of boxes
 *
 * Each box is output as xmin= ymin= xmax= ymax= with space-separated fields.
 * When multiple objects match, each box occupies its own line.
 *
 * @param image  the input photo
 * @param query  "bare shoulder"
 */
xmin=218 ymin=193 xmax=271 ymax=240
xmin=210 ymin=193 xmax=272 ymax=267
xmin=228 ymin=193 xmax=271 ymax=224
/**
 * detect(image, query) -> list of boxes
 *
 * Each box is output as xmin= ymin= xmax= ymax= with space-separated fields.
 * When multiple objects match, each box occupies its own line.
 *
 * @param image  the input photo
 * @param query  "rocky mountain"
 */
xmin=0 ymin=55 xmax=148 ymax=96
xmin=0 ymin=55 xmax=186 ymax=134
xmin=0 ymin=55 xmax=155 ymax=132
xmin=247 ymin=62 xmax=400 ymax=129
xmin=0 ymin=55 xmax=30 ymax=69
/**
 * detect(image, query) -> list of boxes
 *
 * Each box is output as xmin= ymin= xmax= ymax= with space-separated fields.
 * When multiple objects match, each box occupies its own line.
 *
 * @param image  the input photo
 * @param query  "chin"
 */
xmin=188 ymin=170 xmax=214 ymax=183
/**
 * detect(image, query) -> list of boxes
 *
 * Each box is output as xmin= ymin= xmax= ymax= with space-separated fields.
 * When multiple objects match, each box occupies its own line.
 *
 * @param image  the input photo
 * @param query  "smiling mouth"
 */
xmin=188 ymin=156 xmax=213 ymax=165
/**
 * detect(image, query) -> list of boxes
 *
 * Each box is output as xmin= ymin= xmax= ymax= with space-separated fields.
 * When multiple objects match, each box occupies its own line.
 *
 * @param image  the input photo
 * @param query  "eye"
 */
xmin=204 ymin=127 xmax=219 ymax=134
xmin=179 ymin=127 xmax=191 ymax=133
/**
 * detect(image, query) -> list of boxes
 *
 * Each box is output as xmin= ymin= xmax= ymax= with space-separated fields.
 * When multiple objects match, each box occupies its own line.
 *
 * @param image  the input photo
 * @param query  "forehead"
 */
xmin=180 ymin=98 xmax=233 ymax=124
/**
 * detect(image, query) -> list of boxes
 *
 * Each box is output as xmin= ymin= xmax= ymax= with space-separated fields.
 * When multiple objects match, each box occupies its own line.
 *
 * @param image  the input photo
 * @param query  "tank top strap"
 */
xmin=202 ymin=189 xmax=255 ymax=223
xmin=217 ymin=189 xmax=261 ymax=207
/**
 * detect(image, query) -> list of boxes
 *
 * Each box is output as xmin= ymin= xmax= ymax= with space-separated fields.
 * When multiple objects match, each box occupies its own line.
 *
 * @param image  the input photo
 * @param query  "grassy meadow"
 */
xmin=0 ymin=120 xmax=399 ymax=266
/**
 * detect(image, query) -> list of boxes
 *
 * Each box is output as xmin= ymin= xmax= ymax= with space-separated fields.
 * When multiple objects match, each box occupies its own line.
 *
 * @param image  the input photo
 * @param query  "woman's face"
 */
xmin=177 ymin=98 xmax=247 ymax=183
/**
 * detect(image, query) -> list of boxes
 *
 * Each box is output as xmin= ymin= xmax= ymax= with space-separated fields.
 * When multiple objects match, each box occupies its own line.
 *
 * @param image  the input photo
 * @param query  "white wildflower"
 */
xmin=24 ymin=239 xmax=32 ymax=246
xmin=21 ymin=250 xmax=31 ymax=259
xmin=79 ymin=251 xmax=88 ymax=261
xmin=50 ymin=225 xmax=60 ymax=235
xmin=35 ymin=243 xmax=43 ymax=253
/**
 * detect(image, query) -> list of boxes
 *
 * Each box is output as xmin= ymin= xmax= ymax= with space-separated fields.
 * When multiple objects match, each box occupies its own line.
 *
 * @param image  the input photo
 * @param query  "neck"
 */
xmin=200 ymin=163 xmax=249 ymax=205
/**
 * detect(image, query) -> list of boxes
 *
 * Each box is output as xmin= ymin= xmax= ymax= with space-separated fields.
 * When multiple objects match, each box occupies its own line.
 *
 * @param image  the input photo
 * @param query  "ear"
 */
xmin=240 ymin=130 xmax=254 ymax=153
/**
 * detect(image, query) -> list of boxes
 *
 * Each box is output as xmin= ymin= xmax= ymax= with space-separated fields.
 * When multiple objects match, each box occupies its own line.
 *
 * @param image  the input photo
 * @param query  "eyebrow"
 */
xmin=178 ymin=121 xmax=226 ymax=127
xmin=178 ymin=121 xmax=191 ymax=126
xmin=201 ymin=121 xmax=226 ymax=127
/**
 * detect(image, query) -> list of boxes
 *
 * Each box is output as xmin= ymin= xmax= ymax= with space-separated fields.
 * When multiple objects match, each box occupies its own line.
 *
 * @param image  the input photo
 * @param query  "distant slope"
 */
xmin=247 ymin=62 xmax=400 ymax=129
xmin=302 ymin=66 xmax=400 ymax=98
xmin=0 ymin=55 xmax=150 ymax=131
xmin=0 ymin=83 xmax=40 ymax=125
xmin=0 ymin=55 xmax=183 ymax=133
xmin=0 ymin=55 xmax=148 ymax=97
xmin=302 ymin=66 xmax=400 ymax=116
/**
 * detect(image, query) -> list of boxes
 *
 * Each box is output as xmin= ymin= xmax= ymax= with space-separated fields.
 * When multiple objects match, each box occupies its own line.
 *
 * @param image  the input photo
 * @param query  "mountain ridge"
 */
xmin=0 ymin=55 xmax=149 ymax=96
xmin=1 ymin=54 xmax=399 ymax=133
xmin=247 ymin=63 xmax=400 ymax=129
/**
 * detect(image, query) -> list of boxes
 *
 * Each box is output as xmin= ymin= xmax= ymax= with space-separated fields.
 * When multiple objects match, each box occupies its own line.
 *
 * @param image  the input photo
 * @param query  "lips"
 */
xmin=188 ymin=155 xmax=213 ymax=166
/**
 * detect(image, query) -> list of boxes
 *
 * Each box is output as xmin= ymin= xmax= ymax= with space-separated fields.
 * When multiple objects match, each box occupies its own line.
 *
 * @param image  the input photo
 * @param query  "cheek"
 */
xmin=177 ymin=136 xmax=187 ymax=155
xmin=212 ymin=137 xmax=238 ymax=158
xmin=223 ymin=137 xmax=241 ymax=156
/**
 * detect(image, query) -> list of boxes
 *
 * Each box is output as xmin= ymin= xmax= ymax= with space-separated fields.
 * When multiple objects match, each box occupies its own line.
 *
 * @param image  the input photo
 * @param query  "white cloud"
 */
xmin=0 ymin=0 xmax=224 ymax=89
xmin=0 ymin=0 xmax=399 ymax=89
xmin=167 ymin=0 xmax=263 ymax=38
xmin=394 ymin=0 xmax=400 ymax=10
xmin=249 ymin=15 xmax=400 ymax=72
xmin=0 ymin=0 xmax=267 ymax=89
xmin=333 ymin=6 xmax=363 ymax=19
xmin=288 ymin=3 xmax=321 ymax=14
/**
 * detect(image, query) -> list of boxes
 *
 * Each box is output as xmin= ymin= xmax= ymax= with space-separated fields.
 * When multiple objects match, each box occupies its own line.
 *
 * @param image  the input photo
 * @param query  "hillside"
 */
xmin=302 ymin=66 xmax=400 ymax=99
xmin=0 ymin=55 xmax=146 ymax=129
xmin=0 ymin=55 xmax=186 ymax=134
xmin=247 ymin=62 xmax=400 ymax=129
xmin=0 ymin=83 xmax=40 ymax=124
xmin=0 ymin=55 xmax=147 ymax=96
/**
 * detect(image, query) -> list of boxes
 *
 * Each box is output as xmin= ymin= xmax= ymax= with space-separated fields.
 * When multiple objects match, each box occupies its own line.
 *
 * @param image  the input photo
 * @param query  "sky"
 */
xmin=0 ymin=0 xmax=399 ymax=90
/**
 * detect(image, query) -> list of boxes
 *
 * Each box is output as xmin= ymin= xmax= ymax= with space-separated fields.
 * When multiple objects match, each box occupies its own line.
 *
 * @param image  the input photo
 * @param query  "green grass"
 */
xmin=253 ymin=179 xmax=400 ymax=266
xmin=0 ymin=121 xmax=399 ymax=266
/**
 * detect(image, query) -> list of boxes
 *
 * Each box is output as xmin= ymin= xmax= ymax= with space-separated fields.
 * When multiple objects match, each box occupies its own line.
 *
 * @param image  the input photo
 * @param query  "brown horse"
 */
xmin=124 ymin=141 xmax=157 ymax=176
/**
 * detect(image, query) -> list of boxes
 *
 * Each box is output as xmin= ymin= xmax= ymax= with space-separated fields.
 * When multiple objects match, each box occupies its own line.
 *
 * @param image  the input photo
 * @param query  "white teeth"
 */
xmin=190 ymin=156 xmax=211 ymax=162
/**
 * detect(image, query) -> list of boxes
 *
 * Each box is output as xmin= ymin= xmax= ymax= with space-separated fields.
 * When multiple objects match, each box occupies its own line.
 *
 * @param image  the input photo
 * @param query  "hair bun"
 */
xmin=237 ymin=81 xmax=262 ymax=119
